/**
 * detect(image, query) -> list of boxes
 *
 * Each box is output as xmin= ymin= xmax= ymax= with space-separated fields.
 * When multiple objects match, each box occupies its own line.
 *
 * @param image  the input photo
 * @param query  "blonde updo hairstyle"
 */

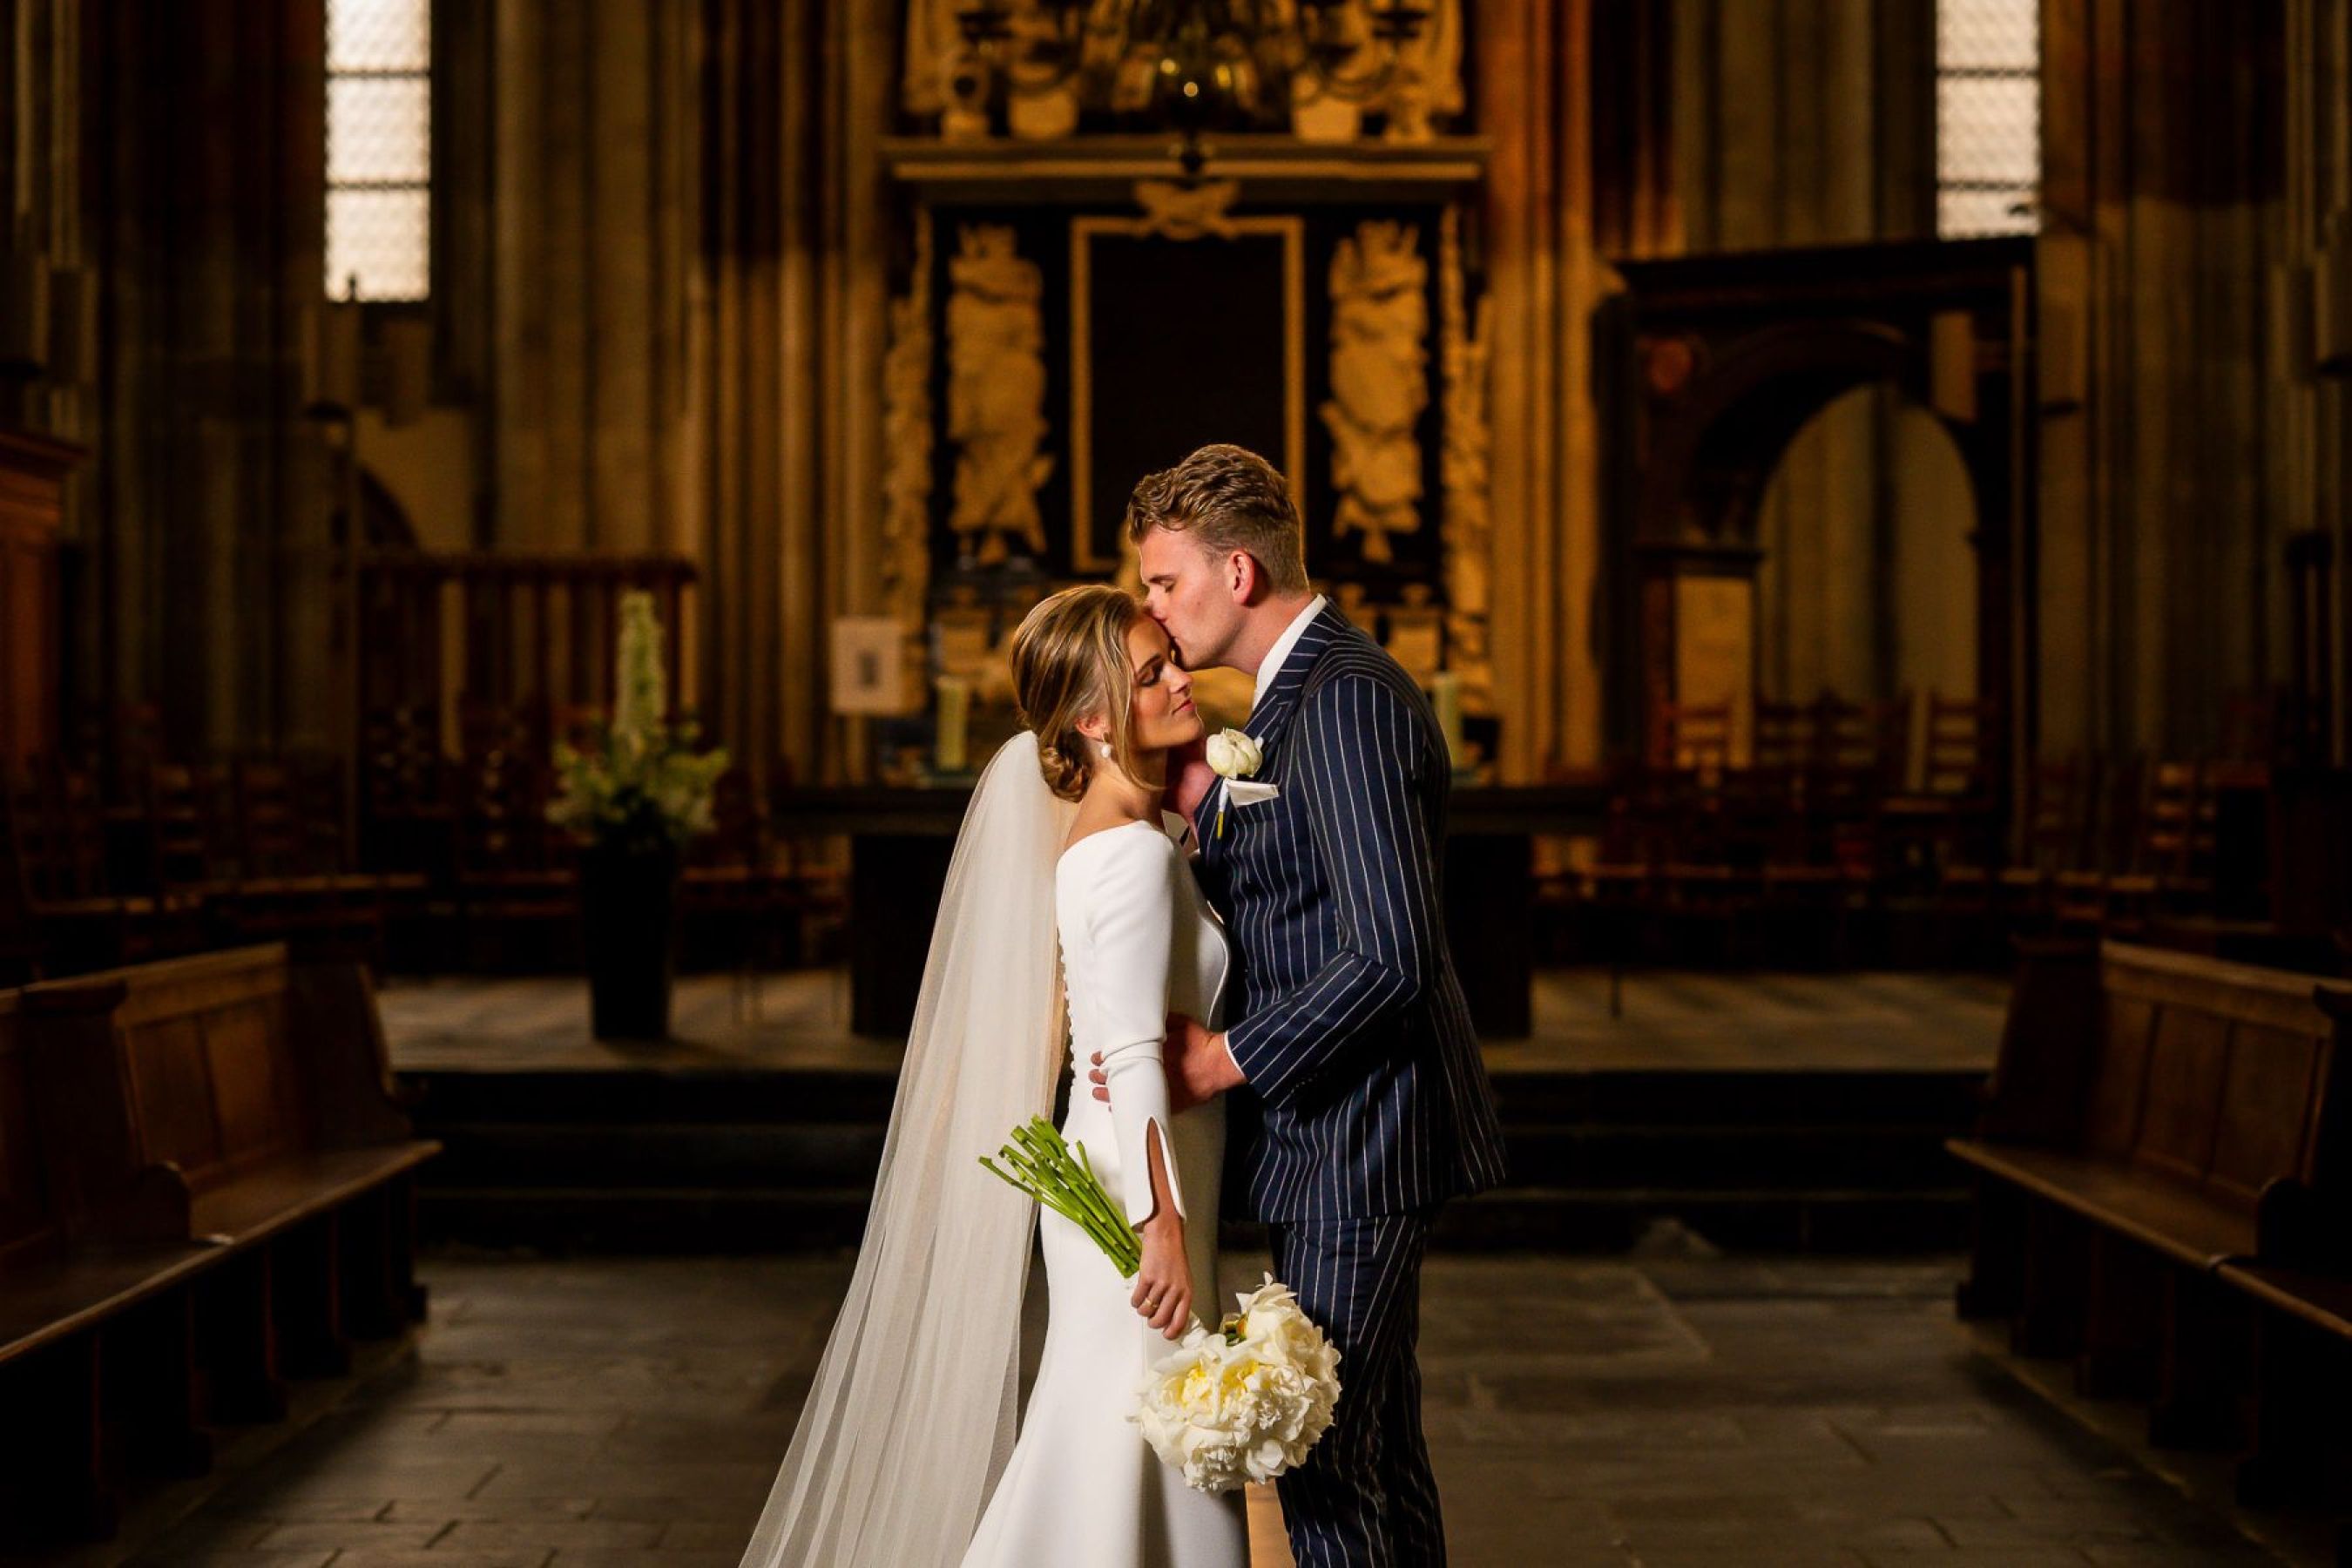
xmin=1010 ymin=584 xmax=1152 ymax=803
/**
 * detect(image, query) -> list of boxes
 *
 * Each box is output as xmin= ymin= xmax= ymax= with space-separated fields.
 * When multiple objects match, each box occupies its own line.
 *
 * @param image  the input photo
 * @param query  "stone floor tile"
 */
xmin=92 ymin=1250 xmax=2295 ymax=1568
xmin=118 ymin=1551 xmax=336 ymax=1568
xmin=248 ymin=1518 xmax=452 ymax=1551
xmin=436 ymin=1517 xmax=667 ymax=1551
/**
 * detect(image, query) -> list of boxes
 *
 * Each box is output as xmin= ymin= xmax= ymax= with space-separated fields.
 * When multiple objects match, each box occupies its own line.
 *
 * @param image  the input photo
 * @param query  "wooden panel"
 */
xmin=2082 ymin=992 xmax=2153 ymax=1157
xmin=2133 ymin=1005 xmax=2232 ymax=1181
xmin=0 ymin=431 xmax=84 ymax=773
xmin=0 ymin=1003 xmax=57 ymax=1270
xmin=200 ymin=999 xmax=295 ymax=1173
xmin=125 ymin=1016 xmax=222 ymax=1179
xmin=2205 ymin=1022 xmax=2324 ymax=1201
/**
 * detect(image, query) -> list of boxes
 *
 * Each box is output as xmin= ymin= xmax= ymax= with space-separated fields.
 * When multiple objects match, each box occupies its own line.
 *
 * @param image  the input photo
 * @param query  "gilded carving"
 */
xmin=882 ymin=209 xmax=936 ymax=633
xmin=1322 ymin=220 xmax=1427 ymax=564
xmin=1439 ymin=204 xmax=1493 ymax=711
xmin=1283 ymin=0 xmax=1465 ymax=144
xmin=945 ymin=224 xmax=1054 ymax=566
xmin=1132 ymin=179 xmax=1241 ymax=241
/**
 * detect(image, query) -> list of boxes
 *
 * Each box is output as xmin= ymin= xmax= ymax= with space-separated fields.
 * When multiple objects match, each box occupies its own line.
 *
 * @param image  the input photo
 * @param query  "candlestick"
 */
xmin=1432 ymin=671 xmax=1464 ymax=769
xmin=934 ymin=675 xmax=970 ymax=774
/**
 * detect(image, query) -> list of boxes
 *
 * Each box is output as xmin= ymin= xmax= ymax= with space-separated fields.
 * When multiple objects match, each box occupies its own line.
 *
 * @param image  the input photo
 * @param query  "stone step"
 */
xmin=418 ymin=1116 xmax=1964 ymax=1193
xmin=402 ymin=1064 xmax=1987 ymax=1254
xmin=421 ymin=1121 xmax=889 ymax=1186
xmin=1502 ymin=1124 xmax=1967 ymax=1189
xmin=402 ymin=1067 xmax=900 ymax=1124
xmin=418 ymin=1182 xmax=1971 ymax=1255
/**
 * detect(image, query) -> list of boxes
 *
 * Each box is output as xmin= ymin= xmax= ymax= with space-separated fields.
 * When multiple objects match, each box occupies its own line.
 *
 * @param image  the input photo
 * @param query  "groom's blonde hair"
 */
xmin=1124 ymin=443 xmax=1308 ymax=595
xmin=1010 ymin=585 xmax=1150 ymax=803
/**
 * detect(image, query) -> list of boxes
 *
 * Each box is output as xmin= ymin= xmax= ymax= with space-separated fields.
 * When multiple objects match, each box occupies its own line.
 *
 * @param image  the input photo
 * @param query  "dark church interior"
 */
xmin=1 ymin=0 xmax=2349 ymax=1563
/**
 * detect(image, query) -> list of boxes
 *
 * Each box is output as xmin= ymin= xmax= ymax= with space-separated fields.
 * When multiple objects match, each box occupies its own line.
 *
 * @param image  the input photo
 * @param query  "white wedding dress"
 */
xmin=958 ymin=813 xmax=1251 ymax=1568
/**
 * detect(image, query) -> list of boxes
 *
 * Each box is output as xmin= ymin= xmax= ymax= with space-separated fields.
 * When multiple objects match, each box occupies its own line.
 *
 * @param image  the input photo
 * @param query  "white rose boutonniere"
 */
xmin=1205 ymin=728 xmax=1264 ymax=840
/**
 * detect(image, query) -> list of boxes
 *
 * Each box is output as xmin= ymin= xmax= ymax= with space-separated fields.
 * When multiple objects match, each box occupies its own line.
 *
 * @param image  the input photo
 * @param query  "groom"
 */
xmin=1089 ymin=443 xmax=1507 ymax=1565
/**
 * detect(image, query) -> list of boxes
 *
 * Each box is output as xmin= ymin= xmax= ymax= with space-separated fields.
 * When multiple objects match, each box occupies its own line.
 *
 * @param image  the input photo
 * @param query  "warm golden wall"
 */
xmin=8 ymin=0 xmax=2335 ymax=779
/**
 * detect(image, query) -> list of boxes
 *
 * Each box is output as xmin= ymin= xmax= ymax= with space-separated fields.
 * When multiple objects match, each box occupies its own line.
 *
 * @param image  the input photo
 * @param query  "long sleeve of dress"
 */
xmin=1076 ymin=833 xmax=1187 ymax=1230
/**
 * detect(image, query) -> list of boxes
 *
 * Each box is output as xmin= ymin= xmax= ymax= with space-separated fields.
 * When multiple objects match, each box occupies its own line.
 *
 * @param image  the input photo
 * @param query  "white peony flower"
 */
xmin=1204 ymin=728 xmax=1262 ymax=780
xmin=1129 ymin=1273 xmax=1342 ymax=1493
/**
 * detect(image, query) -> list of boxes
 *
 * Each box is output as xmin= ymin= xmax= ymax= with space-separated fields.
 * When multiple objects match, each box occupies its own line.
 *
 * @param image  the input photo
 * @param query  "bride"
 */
xmin=736 ymin=585 xmax=1250 ymax=1568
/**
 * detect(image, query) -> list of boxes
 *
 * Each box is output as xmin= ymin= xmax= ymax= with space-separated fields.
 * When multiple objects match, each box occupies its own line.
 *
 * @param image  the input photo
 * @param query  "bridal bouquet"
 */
xmin=1132 ymin=1274 xmax=1343 ymax=1492
xmin=979 ymin=1119 xmax=1343 ymax=1493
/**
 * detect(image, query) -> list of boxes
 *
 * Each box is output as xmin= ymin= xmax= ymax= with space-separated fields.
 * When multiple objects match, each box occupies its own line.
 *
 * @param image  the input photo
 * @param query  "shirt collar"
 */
xmin=1251 ymin=593 xmax=1328 ymax=713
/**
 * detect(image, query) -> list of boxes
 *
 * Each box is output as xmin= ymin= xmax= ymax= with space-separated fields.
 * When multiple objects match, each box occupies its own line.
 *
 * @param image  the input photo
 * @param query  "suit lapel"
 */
xmin=1206 ymin=603 xmax=1348 ymax=868
xmin=1244 ymin=601 xmax=1346 ymax=754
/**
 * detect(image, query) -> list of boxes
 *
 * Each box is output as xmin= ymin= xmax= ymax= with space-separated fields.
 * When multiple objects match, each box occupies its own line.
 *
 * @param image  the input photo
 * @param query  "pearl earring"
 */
xmin=1092 ymin=737 xmax=1112 ymax=760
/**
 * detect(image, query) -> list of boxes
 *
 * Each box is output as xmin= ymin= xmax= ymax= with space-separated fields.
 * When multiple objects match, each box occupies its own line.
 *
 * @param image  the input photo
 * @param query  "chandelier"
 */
xmin=951 ymin=1 xmax=1433 ymax=177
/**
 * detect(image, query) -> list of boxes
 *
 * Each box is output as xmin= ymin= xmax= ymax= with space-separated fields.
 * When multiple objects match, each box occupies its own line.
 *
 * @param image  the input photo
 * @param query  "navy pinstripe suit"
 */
xmin=1192 ymin=602 xmax=1507 ymax=1567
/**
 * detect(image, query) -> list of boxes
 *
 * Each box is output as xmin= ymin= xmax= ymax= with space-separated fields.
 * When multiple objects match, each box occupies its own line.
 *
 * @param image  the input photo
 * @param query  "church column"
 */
xmin=2038 ymin=0 xmax=2288 ymax=762
xmin=74 ymin=0 xmax=335 ymax=757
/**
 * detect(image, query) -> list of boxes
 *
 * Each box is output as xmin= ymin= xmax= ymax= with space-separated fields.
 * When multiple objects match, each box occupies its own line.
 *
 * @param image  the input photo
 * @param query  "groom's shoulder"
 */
xmin=1300 ymin=626 xmax=1439 ymax=729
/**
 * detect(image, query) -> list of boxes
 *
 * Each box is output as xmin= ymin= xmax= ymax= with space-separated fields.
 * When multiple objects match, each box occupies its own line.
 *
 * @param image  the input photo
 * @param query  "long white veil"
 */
xmin=738 ymin=732 xmax=1075 ymax=1567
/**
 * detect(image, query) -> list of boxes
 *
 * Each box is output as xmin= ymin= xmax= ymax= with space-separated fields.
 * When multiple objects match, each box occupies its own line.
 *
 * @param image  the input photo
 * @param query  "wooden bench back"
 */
xmin=91 ymin=946 xmax=310 ymax=1193
xmin=10 ymin=946 xmax=418 ymax=1251
xmin=0 ymin=992 xmax=60 ymax=1273
xmin=2083 ymin=943 xmax=2347 ymax=1211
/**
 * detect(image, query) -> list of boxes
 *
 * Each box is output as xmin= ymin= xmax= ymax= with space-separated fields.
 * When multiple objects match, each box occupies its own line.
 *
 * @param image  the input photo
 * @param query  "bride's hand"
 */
xmin=1132 ymin=1219 xmax=1193 ymax=1342
xmin=1166 ymin=732 xmax=1216 ymax=821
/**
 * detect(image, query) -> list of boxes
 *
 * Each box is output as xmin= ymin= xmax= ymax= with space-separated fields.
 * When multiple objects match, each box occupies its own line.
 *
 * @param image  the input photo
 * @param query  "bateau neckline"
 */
xmin=1056 ymin=816 xmax=1166 ymax=868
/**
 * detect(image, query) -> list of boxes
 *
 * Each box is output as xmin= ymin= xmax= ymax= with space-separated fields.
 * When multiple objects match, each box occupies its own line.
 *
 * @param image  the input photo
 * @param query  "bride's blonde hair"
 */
xmin=1010 ymin=585 xmax=1152 ymax=803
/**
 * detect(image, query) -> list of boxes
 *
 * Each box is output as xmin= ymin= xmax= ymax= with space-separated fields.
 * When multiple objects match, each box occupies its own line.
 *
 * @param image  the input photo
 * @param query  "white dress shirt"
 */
xmin=1251 ymin=593 xmax=1328 ymax=713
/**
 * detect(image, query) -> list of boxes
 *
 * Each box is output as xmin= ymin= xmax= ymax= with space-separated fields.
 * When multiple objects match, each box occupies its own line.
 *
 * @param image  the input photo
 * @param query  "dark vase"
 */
xmin=580 ymin=840 xmax=680 ymax=1039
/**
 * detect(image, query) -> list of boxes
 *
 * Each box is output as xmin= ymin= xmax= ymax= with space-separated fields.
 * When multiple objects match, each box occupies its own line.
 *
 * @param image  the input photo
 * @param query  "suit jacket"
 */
xmin=1193 ymin=602 xmax=1508 ymax=1223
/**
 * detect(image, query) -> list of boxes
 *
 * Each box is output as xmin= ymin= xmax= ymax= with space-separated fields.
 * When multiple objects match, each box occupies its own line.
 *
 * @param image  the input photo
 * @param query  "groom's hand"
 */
xmin=1089 ymin=1014 xmax=1245 ymax=1115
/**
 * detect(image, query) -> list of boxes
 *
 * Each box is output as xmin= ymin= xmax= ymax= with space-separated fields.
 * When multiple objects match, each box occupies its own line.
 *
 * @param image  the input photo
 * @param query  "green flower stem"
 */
xmin=979 ymin=1117 xmax=1142 ymax=1276
xmin=1017 ymin=1121 xmax=1130 ymax=1251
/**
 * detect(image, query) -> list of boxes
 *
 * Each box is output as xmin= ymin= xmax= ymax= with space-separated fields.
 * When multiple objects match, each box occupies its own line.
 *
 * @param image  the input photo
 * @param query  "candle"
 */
xmin=1432 ymin=671 xmax=1463 ymax=769
xmin=934 ymin=675 xmax=970 ymax=774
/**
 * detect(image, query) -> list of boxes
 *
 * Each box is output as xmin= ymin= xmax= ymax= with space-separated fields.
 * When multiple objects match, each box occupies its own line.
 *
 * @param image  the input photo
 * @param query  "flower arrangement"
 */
xmin=547 ymin=590 xmax=730 ymax=854
xmin=1132 ymin=1274 xmax=1343 ymax=1493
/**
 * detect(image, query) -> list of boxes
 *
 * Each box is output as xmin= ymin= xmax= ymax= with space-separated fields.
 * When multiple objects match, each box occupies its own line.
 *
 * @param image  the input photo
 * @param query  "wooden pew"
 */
xmin=2207 ymin=992 xmax=2352 ymax=1541
xmin=1950 ymin=941 xmax=2350 ymax=1463
xmin=0 ymin=946 xmax=439 ymax=1542
xmin=0 ymin=983 xmax=220 ymax=1540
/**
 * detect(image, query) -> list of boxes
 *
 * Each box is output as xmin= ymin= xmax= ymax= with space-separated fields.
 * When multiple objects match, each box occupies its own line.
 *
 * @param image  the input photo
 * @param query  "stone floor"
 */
xmin=378 ymin=967 xmax=2008 ymax=1074
xmin=41 ymin=1234 xmax=2318 ymax=1568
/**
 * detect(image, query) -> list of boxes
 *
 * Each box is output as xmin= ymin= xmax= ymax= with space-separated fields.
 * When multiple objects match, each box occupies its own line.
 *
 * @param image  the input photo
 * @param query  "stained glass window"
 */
xmin=1936 ymin=0 xmax=2039 ymax=238
xmin=326 ymin=0 xmax=430 ymax=301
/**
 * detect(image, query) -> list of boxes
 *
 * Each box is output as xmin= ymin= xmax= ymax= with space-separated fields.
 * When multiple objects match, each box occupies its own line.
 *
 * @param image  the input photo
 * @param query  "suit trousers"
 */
xmin=1266 ymin=1206 xmax=1443 ymax=1567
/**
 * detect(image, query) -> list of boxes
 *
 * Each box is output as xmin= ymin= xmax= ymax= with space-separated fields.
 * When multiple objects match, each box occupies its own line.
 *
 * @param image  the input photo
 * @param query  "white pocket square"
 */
xmin=1228 ymin=780 xmax=1281 ymax=806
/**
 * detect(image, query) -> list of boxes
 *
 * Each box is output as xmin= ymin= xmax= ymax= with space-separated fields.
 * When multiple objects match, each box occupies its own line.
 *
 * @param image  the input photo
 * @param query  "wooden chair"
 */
xmin=1646 ymin=700 xmax=1733 ymax=784
xmin=1808 ymin=691 xmax=1910 ymax=801
xmin=682 ymin=765 xmax=792 ymax=1014
xmin=1923 ymin=693 xmax=1999 ymax=801
xmin=7 ymin=764 xmax=203 ymax=975
xmin=1988 ymin=754 xmax=2097 ymax=929
xmin=357 ymin=702 xmax=455 ymax=880
xmin=1574 ymin=793 xmax=1670 ymax=1014
xmin=452 ymin=727 xmax=577 ymax=971
xmin=2105 ymin=760 xmax=2216 ymax=932
xmin=220 ymin=756 xmax=385 ymax=957
xmin=2050 ymin=754 xmax=2147 ymax=935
